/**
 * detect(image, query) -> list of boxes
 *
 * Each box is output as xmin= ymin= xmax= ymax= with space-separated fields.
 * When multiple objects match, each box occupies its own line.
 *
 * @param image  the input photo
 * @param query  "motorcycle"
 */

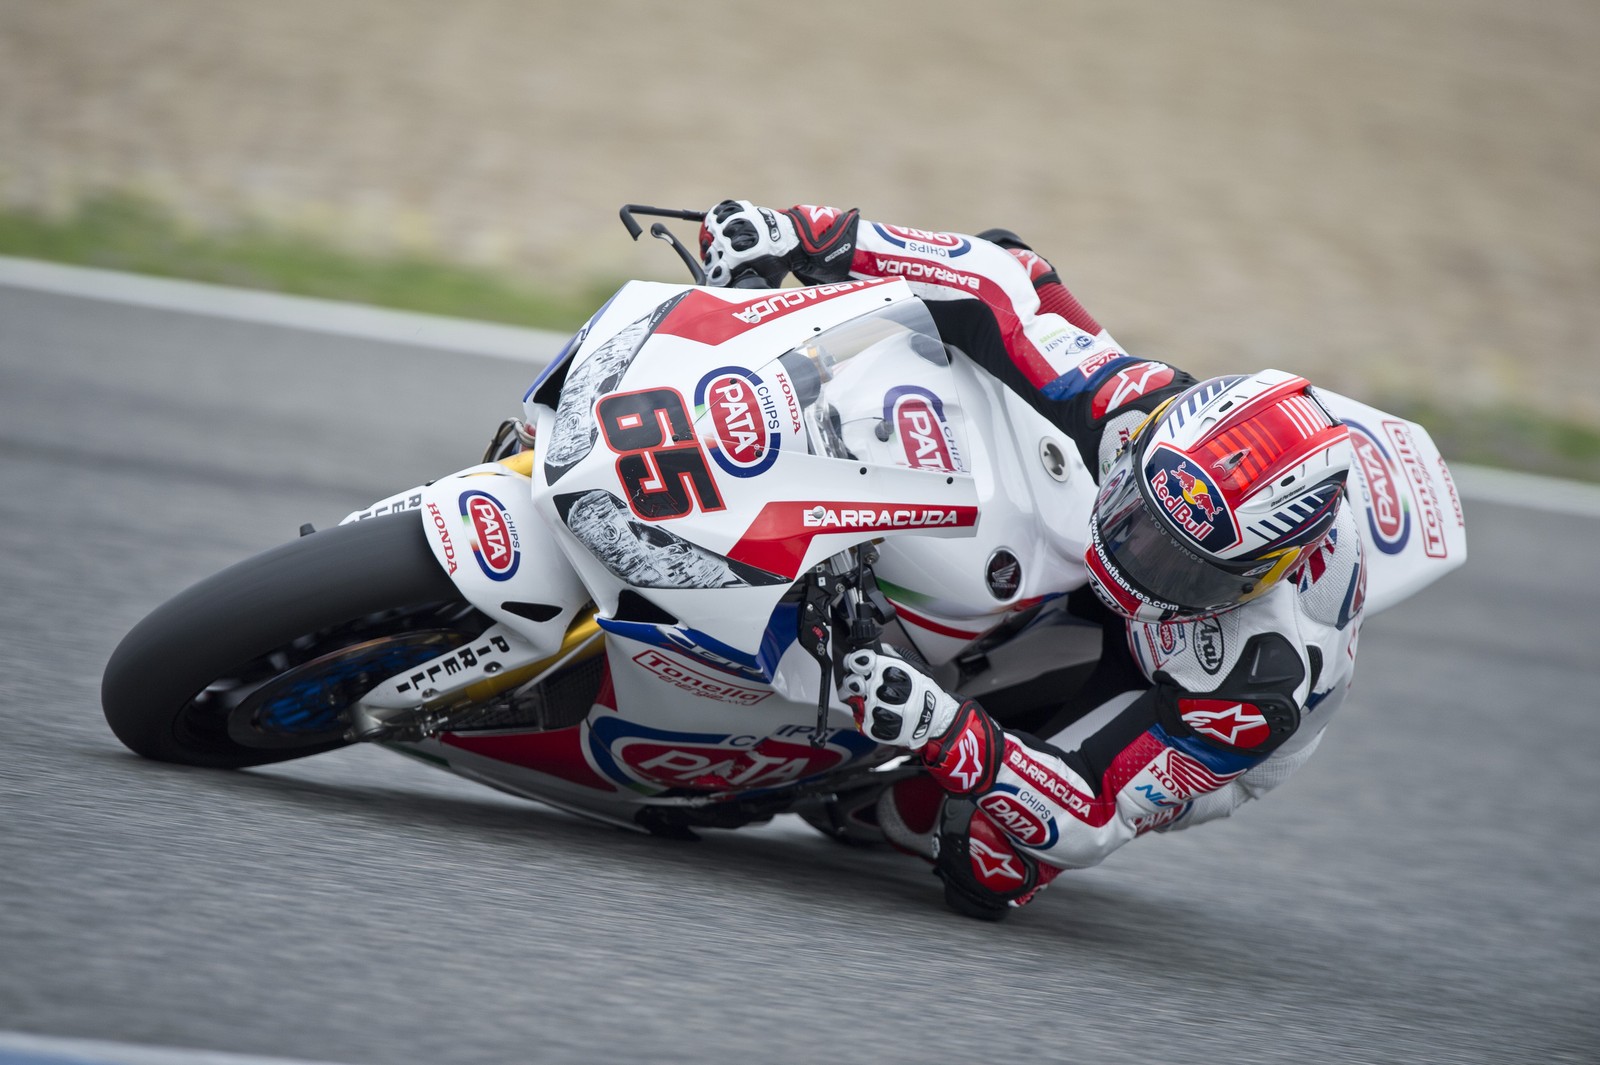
xmin=101 ymin=205 xmax=1469 ymax=839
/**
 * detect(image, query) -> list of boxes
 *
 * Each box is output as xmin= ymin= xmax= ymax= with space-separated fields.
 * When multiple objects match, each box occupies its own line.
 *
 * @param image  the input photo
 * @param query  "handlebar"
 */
xmin=620 ymin=205 xmax=709 ymax=285
xmin=620 ymin=203 xmax=783 ymax=290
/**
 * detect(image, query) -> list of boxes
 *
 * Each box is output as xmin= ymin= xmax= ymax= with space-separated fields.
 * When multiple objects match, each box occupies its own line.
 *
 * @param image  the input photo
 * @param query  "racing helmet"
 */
xmin=1085 ymin=370 xmax=1351 ymax=622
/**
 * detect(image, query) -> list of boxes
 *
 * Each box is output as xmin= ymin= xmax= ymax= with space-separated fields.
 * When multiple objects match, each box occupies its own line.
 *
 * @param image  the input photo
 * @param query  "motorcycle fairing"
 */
xmin=867 ymin=354 xmax=1099 ymax=664
xmin=1312 ymin=390 xmax=1468 ymax=615
xmin=528 ymin=279 xmax=983 ymax=659
xmin=583 ymin=713 xmax=880 ymax=797
xmin=550 ymin=488 xmax=788 ymax=590
xmin=340 ymin=461 xmax=588 ymax=658
xmin=596 ymin=599 xmax=801 ymax=684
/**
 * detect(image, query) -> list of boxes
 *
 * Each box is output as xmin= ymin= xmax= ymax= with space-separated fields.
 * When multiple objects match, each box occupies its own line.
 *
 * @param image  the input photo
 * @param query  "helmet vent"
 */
xmin=1214 ymin=447 xmax=1251 ymax=474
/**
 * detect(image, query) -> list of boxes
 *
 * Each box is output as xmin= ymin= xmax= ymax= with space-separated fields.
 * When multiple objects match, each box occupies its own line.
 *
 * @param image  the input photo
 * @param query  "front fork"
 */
xmin=344 ymin=609 xmax=602 ymax=742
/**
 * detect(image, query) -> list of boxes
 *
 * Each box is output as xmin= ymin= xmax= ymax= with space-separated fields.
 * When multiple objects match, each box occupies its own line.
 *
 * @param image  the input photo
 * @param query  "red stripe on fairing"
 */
xmin=726 ymin=500 xmax=981 ymax=580
xmin=891 ymin=602 xmax=988 ymax=641
xmin=656 ymin=281 xmax=891 ymax=346
xmin=441 ymin=725 xmax=617 ymax=792
xmin=852 ymin=249 xmax=1062 ymax=389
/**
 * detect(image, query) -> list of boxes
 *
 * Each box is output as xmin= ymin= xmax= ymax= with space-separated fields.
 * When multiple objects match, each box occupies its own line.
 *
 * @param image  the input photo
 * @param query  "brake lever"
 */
xmin=796 ymin=547 xmax=897 ymax=748
xmin=619 ymin=205 xmax=710 ymax=285
xmin=797 ymin=569 xmax=837 ymax=749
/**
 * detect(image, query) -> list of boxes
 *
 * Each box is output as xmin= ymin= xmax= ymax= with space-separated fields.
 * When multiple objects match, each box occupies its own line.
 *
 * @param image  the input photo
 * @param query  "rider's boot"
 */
xmin=876 ymin=776 xmax=1062 ymax=921
xmin=796 ymin=765 xmax=923 ymax=846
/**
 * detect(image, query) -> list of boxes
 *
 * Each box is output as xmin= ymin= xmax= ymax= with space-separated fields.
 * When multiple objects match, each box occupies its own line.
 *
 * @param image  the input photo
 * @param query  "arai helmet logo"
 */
xmin=460 ymin=490 xmax=520 ymax=580
xmin=1347 ymin=421 xmax=1410 ymax=553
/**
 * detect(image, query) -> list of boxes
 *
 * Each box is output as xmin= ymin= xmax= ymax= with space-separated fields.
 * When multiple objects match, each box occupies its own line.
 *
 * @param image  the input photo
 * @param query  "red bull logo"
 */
xmin=1147 ymin=448 xmax=1237 ymax=551
xmin=1171 ymin=463 xmax=1219 ymax=521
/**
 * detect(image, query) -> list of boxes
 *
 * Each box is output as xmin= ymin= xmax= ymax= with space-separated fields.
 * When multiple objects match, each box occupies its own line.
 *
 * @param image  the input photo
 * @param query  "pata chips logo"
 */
xmin=697 ymin=367 xmax=781 ymax=477
xmin=1347 ymin=421 xmax=1410 ymax=554
xmin=460 ymin=490 xmax=519 ymax=580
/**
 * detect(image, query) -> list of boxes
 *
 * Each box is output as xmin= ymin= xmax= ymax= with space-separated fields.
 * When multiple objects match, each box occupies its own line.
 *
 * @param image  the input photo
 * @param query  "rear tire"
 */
xmin=102 ymin=513 xmax=474 ymax=768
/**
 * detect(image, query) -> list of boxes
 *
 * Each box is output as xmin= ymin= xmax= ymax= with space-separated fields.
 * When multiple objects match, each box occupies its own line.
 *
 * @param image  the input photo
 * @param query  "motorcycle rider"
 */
xmin=699 ymin=200 xmax=1364 ymax=919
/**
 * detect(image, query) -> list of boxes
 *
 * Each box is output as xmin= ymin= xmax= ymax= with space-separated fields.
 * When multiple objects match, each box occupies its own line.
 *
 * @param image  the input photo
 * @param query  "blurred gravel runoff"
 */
xmin=2 ymin=0 xmax=1597 ymax=426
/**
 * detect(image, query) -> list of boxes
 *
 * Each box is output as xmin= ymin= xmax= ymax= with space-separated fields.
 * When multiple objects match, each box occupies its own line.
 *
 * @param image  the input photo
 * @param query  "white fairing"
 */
xmin=870 ymin=358 xmax=1095 ymax=662
xmin=340 ymin=462 xmax=587 ymax=658
xmin=1313 ymin=389 xmax=1468 ymax=614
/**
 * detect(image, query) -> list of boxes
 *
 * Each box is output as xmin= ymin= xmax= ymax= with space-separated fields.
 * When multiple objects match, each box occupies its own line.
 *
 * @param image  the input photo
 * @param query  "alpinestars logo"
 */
xmin=1181 ymin=702 xmax=1270 ymax=748
xmin=796 ymin=205 xmax=841 ymax=228
xmin=969 ymin=836 xmax=1025 ymax=881
xmin=1091 ymin=361 xmax=1176 ymax=419
xmin=948 ymin=727 xmax=985 ymax=792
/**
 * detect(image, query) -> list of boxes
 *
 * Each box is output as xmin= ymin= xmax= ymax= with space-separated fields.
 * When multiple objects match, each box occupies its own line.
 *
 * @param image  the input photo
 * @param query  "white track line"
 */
xmin=3 ymin=254 xmax=1595 ymax=516
xmin=1450 ymin=463 xmax=1600 ymax=519
xmin=0 ymin=255 xmax=567 ymax=364
xmin=0 ymin=1031 xmax=339 ymax=1065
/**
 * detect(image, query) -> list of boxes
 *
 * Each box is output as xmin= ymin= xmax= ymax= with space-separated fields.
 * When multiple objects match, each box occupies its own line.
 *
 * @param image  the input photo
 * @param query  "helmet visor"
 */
xmin=1089 ymin=450 xmax=1259 ymax=617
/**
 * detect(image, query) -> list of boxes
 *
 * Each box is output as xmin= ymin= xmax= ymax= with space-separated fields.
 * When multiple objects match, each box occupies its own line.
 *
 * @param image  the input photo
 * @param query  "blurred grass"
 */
xmin=1382 ymin=398 xmax=1600 ymax=484
xmin=0 ymin=192 xmax=606 ymax=331
xmin=1 ymin=192 xmax=1595 ymax=483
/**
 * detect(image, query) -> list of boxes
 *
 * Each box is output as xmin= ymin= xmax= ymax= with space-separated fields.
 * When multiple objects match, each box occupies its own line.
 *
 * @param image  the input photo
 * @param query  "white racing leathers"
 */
xmin=811 ymin=207 xmax=1366 ymax=888
xmin=921 ymin=516 xmax=1363 ymax=873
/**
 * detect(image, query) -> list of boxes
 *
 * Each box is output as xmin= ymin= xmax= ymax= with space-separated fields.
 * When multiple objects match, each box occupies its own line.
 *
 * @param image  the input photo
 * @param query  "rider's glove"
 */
xmin=699 ymin=200 xmax=860 ymax=287
xmin=842 ymin=647 xmax=1005 ymax=797
xmin=840 ymin=647 xmax=962 ymax=750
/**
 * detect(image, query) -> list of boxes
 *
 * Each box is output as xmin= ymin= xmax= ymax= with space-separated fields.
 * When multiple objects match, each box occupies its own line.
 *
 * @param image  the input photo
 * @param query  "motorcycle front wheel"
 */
xmin=102 ymin=512 xmax=477 ymax=769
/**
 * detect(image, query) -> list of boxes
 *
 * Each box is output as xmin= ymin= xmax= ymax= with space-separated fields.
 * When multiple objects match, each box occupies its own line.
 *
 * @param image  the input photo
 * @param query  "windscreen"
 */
xmin=755 ymin=299 xmax=971 ymax=476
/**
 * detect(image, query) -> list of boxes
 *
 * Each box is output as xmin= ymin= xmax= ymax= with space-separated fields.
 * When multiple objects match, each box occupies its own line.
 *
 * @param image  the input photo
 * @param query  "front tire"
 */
xmin=102 ymin=513 xmax=474 ymax=768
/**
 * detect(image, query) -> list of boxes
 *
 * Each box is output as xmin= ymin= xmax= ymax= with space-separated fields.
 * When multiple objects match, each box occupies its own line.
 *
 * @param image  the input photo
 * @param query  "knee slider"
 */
xmin=934 ymin=800 xmax=1057 ymax=921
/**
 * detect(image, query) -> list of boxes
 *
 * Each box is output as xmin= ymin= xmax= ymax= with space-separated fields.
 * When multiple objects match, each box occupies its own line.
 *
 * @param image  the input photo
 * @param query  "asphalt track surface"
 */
xmin=1 ymin=280 xmax=1596 ymax=1065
